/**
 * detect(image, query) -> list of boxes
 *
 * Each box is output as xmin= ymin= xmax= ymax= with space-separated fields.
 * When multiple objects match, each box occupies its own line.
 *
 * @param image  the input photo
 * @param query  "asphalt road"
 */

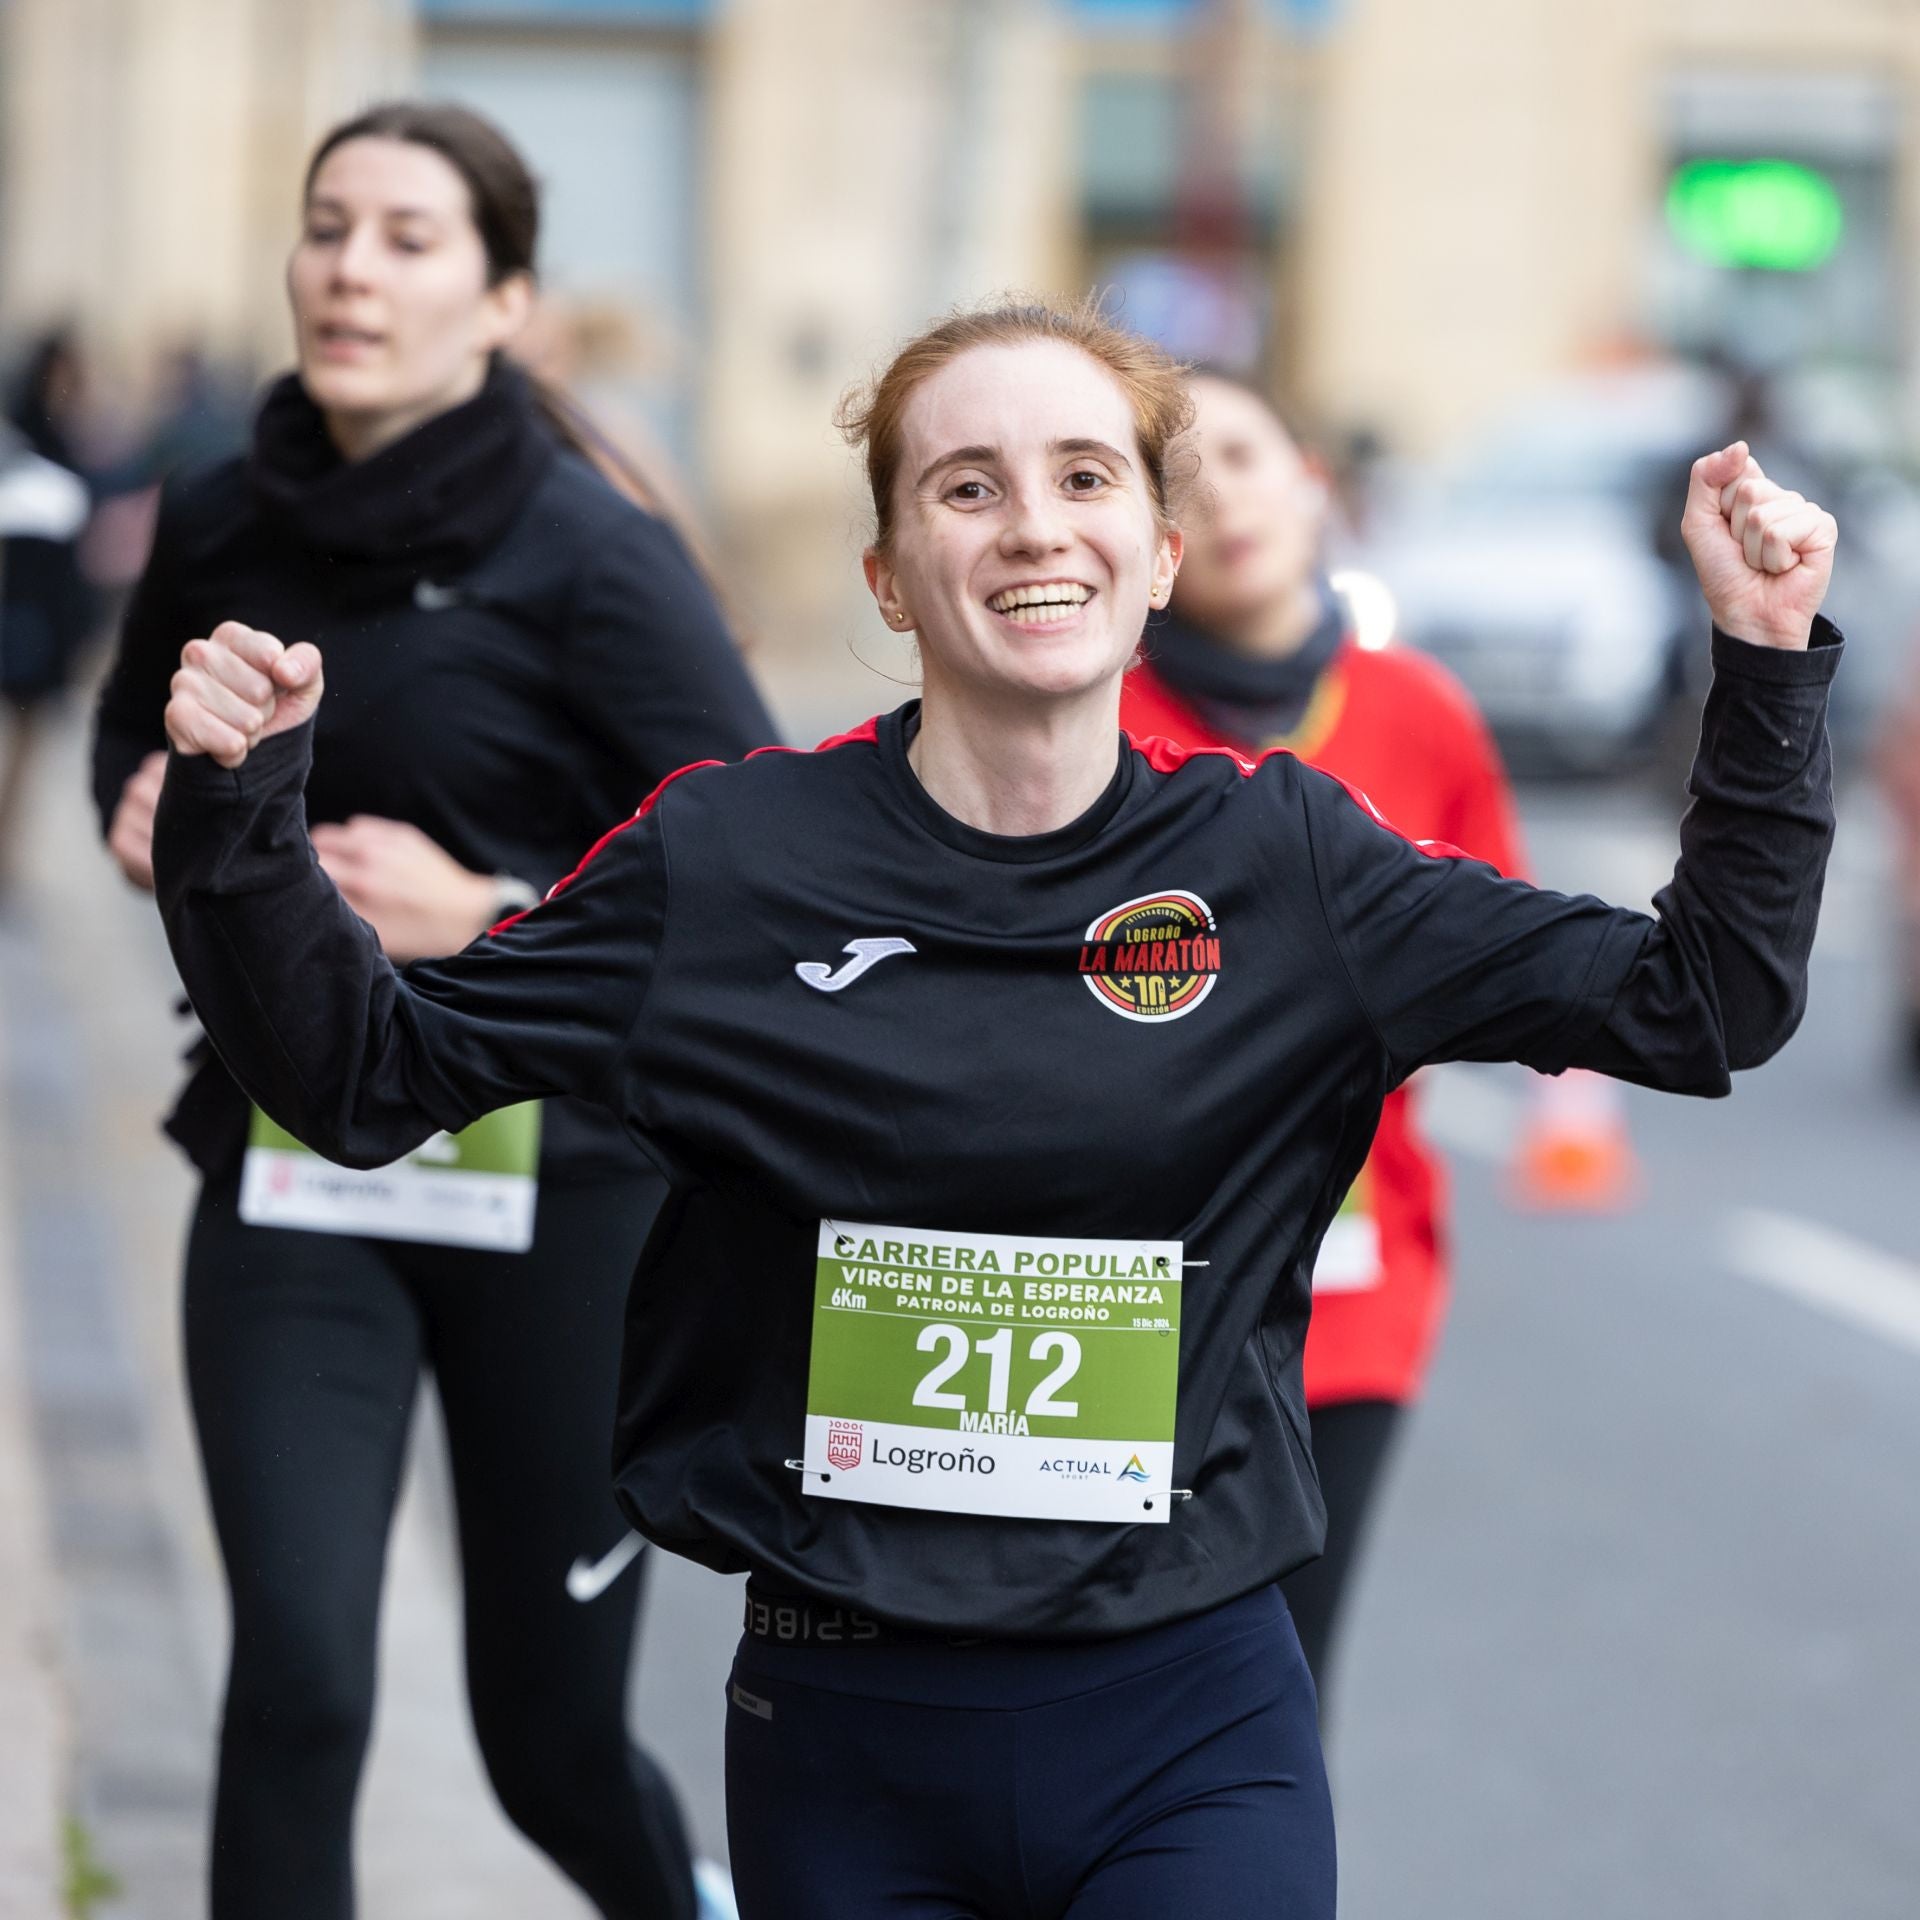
xmin=6 ymin=695 xmax=1916 ymax=1917
xmin=1327 ymin=780 xmax=1920 ymax=1920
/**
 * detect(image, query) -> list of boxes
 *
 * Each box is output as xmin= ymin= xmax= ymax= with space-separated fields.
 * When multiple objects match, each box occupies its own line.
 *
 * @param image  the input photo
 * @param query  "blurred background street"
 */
xmin=4 ymin=0 xmax=1920 ymax=1915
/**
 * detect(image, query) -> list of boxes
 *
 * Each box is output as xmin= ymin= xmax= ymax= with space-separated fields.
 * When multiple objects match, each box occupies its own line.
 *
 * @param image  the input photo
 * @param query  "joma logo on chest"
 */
xmin=794 ymin=937 xmax=917 ymax=992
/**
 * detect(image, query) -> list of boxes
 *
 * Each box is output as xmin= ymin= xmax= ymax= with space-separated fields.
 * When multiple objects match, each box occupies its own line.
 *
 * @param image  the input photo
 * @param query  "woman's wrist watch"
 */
xmin=487 ymin=873 xmax=542 ymax=922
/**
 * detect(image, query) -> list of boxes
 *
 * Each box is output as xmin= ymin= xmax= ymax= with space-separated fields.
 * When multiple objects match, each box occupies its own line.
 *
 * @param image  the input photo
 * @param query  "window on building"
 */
xmin=1075 ymin=50 xmax=1295 ymax=370
xmin=421 ymin=25 xmax=705 ymax=464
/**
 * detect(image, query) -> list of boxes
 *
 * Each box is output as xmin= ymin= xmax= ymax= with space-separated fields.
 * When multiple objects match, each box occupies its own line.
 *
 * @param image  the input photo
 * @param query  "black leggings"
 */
xmin=184 ymin=1167 xmax=693 ymax=1920
xmin=1280 ymin=1397 xmax=1405 ymax=1716
xmin=725 ymin=1585 xmax=1334 ymax=1919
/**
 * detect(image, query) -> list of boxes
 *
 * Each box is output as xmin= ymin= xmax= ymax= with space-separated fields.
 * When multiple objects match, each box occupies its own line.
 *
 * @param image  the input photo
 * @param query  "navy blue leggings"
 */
xmin=724 ymin=1584 xmax=1334 ymax=1919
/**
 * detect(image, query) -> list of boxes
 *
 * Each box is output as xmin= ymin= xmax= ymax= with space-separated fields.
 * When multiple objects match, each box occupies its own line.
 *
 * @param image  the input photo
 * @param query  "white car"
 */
xmin=1362 ymin=502 xmax=1686 ymax=772
xmin=1354 ymin=366 xmax=1726 ymax=772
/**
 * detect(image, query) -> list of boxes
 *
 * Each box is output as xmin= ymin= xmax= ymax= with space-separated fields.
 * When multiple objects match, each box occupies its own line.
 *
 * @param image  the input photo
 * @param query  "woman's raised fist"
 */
xmin=1680 ymin=442 xmax=1838 ymax=652
xmin=165 ymin=622 xmax=325 ymax=768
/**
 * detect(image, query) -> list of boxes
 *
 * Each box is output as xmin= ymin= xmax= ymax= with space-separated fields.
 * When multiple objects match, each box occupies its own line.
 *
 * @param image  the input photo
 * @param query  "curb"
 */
xmin=0 ymin=1058 xmax=69 ymax=1915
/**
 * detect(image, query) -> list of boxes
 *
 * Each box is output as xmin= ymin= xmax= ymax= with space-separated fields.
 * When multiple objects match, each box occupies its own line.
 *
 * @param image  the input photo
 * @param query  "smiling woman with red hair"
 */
xmin=149 ymin=297 xmax=1839 ymax=1918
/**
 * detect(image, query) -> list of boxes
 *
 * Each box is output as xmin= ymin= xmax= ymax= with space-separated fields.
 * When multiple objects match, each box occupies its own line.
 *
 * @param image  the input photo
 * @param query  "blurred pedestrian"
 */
xmin=0 ymin=330 xmax=96 ymax=896
xmin=91 ymin=101 xmax=771 ymax=1920
xmin=149 ymin=297 xmax=1839 ymax=1919
xmin=1121 ymin=371 xmax=1529 ymax=1713
xmin=512 ymin=296 xmax=742 ymax=645
xmin=143 ymin=342 xmax=250 ymax=480
xmin=512 ymin=298 xmax=691 ymax=518
xmin=9 ymin=325 xmax=89 ymax=473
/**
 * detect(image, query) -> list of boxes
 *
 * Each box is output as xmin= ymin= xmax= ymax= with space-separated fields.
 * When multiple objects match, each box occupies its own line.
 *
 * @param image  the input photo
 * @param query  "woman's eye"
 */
xmin=947 ymin=480 xmax=990 ymax=503
xmin=1065 ymin=469 xmax=1108 ymax=493
xmin=304 ymin=225 xmax=344 ymax=245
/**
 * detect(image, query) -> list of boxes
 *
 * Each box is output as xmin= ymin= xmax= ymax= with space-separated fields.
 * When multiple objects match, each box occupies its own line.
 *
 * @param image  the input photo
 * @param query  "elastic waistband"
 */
xmin=742 ymin=1581 xmax=986 ymax=1650
xmin=734 ymin=1580 xmax=1292 ymax=1710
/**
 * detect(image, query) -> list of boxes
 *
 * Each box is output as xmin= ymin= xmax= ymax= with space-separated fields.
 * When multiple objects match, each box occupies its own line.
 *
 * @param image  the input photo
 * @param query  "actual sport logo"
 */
xmin=1078 ymin=889 xmax=1222 ymax=1023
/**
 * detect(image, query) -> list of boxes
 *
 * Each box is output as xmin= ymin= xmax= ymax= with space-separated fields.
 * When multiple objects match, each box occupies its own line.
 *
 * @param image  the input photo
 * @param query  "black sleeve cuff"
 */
xmin=164 ymin=721 xmax=315 ymax=800
xmin=1709 ymin=614 xmax=1844 ymax=684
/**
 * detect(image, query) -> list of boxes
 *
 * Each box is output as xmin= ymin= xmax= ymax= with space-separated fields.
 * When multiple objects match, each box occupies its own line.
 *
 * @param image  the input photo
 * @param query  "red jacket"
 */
xmin=1121 ymin=637 xmax=1525 ymax=1406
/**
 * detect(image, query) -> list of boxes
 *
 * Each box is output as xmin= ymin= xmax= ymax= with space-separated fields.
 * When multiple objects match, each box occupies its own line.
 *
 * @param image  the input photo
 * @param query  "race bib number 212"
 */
xmin=800 ymin=1221 xmax=1182 ymax=1525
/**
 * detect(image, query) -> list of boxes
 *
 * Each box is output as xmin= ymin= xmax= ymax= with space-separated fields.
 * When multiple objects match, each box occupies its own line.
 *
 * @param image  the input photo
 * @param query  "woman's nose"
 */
xmin=998 ymin=484 xmax=1070 ymax=556
xmin=330 ymin=221 xmax=383 ymax=287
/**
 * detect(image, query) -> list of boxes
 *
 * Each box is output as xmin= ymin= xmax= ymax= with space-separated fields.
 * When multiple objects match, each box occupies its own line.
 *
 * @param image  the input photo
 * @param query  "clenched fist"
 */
xmin=1681 ymin=442 xmax=1837 ymax=651
xmin=165 ymin=621 xmax=325 ymax=768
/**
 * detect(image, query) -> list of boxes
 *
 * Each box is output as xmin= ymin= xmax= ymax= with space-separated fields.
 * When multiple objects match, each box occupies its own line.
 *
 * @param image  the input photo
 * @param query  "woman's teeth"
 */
xmin=988 ymin=584 xmax=1093 ymax=625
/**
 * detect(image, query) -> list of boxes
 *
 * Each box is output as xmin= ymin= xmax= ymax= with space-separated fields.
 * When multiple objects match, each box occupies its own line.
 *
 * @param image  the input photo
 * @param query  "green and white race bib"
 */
xmin=1312 ymin=1166 xmax=1382 ymax=1294
xmin=238 ymin=1104 xmax=541 ymax=1252
xmin=802 ymin=1221 xmax=1182 ymax=1525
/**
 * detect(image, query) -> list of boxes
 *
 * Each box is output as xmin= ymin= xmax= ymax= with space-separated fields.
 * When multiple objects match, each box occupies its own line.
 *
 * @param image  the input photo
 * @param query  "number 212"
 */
xmin=912 ymin=1326 xmax=1081 ymax=1418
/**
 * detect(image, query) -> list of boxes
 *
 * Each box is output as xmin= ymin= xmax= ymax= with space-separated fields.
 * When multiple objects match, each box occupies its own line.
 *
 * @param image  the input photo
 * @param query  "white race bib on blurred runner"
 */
xmin=1312 ymin=1167 xmax=1383 ymax=1294
xmin=238 ymin=1103 xmax=541 ymax=1252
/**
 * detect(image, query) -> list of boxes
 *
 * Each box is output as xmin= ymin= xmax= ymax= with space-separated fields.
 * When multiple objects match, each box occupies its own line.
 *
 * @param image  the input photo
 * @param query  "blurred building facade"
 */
xmin=1299 ymin=0 xmax=1920 ymax=454
xmin=3 ymin=0 xmax=1916 ymax=669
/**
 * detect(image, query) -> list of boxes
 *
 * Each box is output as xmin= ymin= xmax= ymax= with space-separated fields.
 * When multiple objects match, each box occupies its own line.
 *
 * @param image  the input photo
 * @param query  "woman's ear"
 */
xmin=480 ymin=271 xmax=536 ymax=354
xmin=863 ymin=548 xmax=914 ymax=631
xmin=1150 ymin=528 xmax=1184 ymax=608
xmin=1295 ymin=454 xmax=1333 ymax=523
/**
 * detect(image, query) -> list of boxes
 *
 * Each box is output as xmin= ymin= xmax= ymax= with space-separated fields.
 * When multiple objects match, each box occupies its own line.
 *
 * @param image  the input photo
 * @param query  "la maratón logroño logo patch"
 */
xmin=1078 ymin=889 xmax=1222 ymax=1022
xmin=827 ymin=1420 xmax=864 ymax=1470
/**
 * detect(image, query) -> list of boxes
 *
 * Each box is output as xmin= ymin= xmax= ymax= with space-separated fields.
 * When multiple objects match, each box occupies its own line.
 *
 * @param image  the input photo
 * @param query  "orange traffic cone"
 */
xmin=1506 ymin=1068 xmax=1641 ymax=1211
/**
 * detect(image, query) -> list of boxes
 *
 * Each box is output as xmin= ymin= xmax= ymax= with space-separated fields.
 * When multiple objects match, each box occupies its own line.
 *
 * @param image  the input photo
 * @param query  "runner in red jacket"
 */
xmin=1120 ymin=371 xmax=1527 ymax=1708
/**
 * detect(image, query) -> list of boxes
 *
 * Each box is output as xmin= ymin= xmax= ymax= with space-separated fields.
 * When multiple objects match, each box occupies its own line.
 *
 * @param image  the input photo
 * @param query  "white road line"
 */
xmin=1723 ymin=1208 xmax=1920 ymax=1360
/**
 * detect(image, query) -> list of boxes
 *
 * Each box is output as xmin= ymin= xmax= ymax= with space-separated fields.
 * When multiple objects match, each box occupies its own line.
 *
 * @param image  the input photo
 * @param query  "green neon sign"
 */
xmin=1666 ymin=159 xmax=1844 ymax=272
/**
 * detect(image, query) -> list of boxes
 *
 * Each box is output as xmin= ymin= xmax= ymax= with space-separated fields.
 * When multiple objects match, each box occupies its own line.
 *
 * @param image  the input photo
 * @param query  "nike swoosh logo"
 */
xmin=565 ymin=1530 xmax=645 ymax=1602
xmin=795 ymin=937 xmax=918 ymax=993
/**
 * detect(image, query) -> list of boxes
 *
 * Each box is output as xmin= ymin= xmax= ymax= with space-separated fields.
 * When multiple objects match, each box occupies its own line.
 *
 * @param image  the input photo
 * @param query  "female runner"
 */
xmin=1120 ymin=370 xmax=1528 ymax=1705
xmin=150 ymin=299 xmax=1838 ymax=1919
xmin=91 ymin=102 xmax=770 ymax=1920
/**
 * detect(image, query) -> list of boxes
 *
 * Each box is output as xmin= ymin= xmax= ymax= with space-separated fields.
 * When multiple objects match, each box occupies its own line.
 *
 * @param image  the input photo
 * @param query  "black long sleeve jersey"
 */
xmin=154 ymin=625 xmax=1840 ymax=1639
xmin=95 ymin=448 xmax=775 ymax=1177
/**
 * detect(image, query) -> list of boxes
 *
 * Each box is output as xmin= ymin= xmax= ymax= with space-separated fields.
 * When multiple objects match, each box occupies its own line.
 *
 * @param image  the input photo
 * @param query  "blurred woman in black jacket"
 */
xmin=92 ymin=102 xmax=772 ymax=1920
